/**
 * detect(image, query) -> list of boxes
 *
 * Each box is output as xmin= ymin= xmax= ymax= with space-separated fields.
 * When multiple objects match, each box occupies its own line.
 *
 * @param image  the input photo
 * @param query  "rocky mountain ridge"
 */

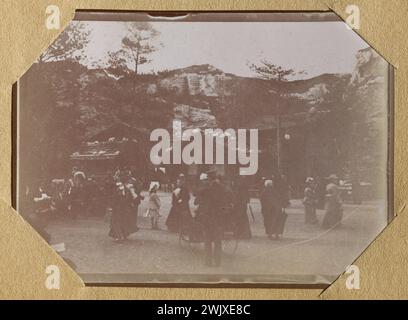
xmin=19 ymin=46 xmax=389 ymax=182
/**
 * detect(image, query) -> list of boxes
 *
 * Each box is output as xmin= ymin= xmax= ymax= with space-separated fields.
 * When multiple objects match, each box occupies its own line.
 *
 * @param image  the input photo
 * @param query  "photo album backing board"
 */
xmin=1 ymin=0 xmax=407 ymax=300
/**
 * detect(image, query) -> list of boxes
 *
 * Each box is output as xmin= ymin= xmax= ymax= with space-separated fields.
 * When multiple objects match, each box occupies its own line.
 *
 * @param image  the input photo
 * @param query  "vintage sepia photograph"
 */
xmin=14 ymin=12 xmax=392 ymax=285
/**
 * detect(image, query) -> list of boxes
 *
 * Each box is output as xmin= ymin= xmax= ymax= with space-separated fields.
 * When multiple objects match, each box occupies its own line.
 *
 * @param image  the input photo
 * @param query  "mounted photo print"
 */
xmin=13 ymin=11 xmax=393 ymax=285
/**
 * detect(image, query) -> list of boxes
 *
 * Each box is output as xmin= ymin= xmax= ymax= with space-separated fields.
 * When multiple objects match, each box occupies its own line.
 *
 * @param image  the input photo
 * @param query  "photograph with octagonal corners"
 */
xmin=13 ymin=11 xmax=393 ymax=286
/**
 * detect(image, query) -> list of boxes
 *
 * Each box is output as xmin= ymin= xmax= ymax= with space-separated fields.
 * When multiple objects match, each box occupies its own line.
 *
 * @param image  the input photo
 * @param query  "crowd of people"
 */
xmin=104 ymin=170 xmax=254 ymax=267
xmin=302 ymin=174 xmax=344 ymax=229
xmin=25 ymin=165 xmax=350 ymax=267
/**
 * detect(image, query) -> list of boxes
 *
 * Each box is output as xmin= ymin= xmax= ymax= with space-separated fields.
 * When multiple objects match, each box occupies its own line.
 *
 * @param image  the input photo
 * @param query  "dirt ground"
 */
xmin=45 ymin=192 xmax=388 ymax=285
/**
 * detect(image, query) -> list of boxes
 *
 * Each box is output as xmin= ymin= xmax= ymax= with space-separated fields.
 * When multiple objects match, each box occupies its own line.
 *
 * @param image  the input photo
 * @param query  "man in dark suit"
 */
xmin=195 ymin=172 xmax=228 ymax=267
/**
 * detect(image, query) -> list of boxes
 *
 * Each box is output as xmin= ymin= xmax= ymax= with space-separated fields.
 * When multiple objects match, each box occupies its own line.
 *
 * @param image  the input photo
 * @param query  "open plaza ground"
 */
xmin=45 ymin=192 xmax=388 ymax=285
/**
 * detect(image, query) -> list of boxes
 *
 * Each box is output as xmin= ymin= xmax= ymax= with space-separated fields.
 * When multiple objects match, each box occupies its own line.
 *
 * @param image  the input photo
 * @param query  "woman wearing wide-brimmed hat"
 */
xmin=146 ymin=183 xmax=161 ymax=230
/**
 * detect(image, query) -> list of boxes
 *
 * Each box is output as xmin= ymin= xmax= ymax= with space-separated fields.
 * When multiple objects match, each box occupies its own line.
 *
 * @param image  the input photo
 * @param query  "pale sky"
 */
xmin=80 ymin=21 xmax=369 ymax=80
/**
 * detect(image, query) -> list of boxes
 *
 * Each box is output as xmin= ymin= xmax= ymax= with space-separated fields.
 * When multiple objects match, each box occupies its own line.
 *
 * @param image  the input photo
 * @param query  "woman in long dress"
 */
xmin=303 ymin=177 xmax=318 ymax=224
xmin=322 ymin=177 xmax=343 ymax=229
xmin=146 ymin=185 xmax=161 ymax=230
xmin=165 ymin=174 xmax=191 ymax=232
xmin=260 ymin=180 xmax=281 ymax=239
xmin=109 ymin=176 xmax=137 ymax=241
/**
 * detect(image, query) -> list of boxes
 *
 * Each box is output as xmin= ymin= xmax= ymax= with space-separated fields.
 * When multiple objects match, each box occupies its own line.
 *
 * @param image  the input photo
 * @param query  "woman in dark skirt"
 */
xmin=303 ymin=177 xmax=318 ymax=224
xmin=260 ymin=180 xmax=281 ymax=240
xmin=322 ymin=181 xmax=343 ymax=229
xmin=109 ymin=175 xmax=137 ymax=241
xmin=165 ymin=174 xmax=191 ymax=232
xmin=165 ymin=192 xmax=181 ymax=232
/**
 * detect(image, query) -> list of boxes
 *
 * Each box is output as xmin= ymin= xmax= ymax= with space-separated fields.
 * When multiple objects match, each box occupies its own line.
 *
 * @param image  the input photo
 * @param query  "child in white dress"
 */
xmin=146 ymin=184 xmax=161 ymax=230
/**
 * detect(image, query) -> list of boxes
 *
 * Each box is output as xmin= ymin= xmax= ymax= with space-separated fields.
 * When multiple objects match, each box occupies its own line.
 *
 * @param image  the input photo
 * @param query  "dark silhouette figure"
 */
xmin=195 ymin=174 xmax=228 ymax=266
xmin=165 ymin=174 xmax=191 ymax=232
xmin=260 ymin=180 xmax=285 ymax=240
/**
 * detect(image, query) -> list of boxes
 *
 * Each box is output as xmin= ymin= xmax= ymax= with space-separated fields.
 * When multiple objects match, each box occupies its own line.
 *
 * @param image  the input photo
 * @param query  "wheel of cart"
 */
xmin=178 ymin=219 xmax=205 ymax=252
xmin=178 ymin=206 xmax=239 ymax=256
xmin=219 ymin=205 xmax=239 ymax=255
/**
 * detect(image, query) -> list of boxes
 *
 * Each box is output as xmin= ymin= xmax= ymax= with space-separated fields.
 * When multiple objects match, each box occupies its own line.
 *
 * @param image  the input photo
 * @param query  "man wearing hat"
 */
xmin=194 ymin=171 xmax=228 ymax=266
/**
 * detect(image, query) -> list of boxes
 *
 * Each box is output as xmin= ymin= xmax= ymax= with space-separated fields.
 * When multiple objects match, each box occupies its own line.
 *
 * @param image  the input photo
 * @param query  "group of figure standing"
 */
xmin=166 ymin=172 xmax=252 ymax=267
xmin=105 ymin=170 xmax=252 ymax=266
xmin=98 ymin=168 xmax=296 ymax=258
xmin=302 ymin=174 xmax=344 ymax=229
xmin=108 ymin=168 xmax=143 ymax=241
xmin=28 ymin=164 xmax=349 ymax=267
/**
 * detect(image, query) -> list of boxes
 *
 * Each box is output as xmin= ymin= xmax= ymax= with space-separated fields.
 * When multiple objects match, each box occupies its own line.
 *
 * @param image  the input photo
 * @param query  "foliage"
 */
xmin=107 ymin=22 xmax=162 ymax=77
xmin=249 ymin=59 xmax=306 ymax=81
xmin=38 ymin=21 xmax=91 ymax=63
xmin=19 ymin=62 xmax=86 ymax=185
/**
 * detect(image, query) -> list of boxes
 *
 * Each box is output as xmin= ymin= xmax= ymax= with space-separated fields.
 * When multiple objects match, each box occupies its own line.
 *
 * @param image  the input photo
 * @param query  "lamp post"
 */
xmin=276 ymin=99 xmax=281 ymax=174
xmin=270 ymin=78 xmax=283 ymax=175
xmin=250 ymin=61 xmax=299 ymax=177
